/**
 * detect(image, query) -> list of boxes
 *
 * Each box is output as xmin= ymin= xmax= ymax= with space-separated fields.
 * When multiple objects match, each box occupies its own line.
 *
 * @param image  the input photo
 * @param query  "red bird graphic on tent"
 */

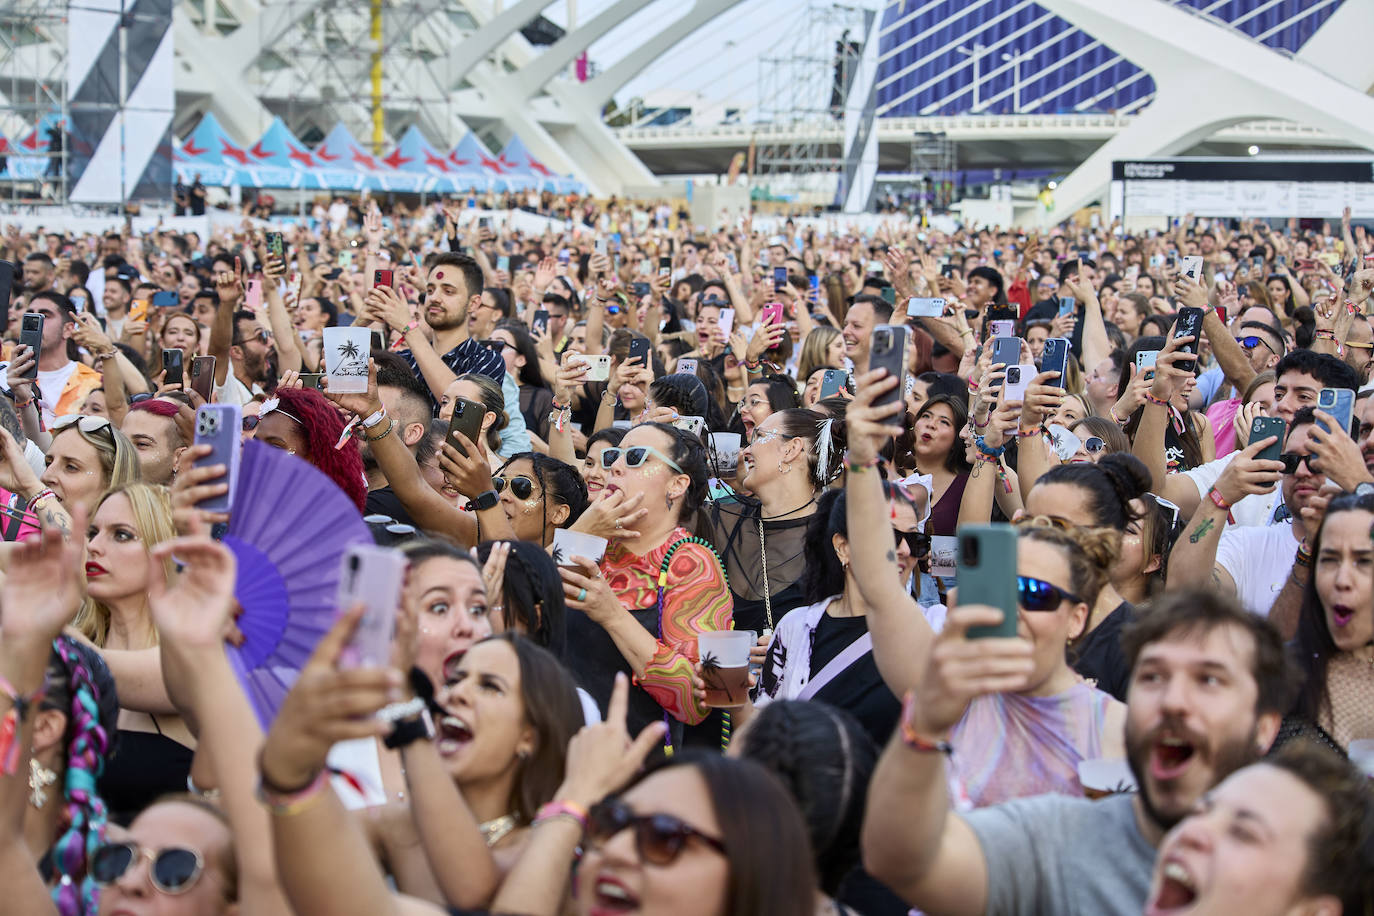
xmin=351 ymin=148 xmax=378 ymax=170
xmin=249 ymin=141 xmax=272 ymax=160
xmin=449 ymin=153 xmax=470 ymax=167
xmin=382 ymin=149 xmax=411 ymax=169
xmin=423 ymin=151 xmax=450 ymax=172
xmin=221 ymin=141 xmax=251 ymax=165
xmin=480 ymin=154 xmax=504 ymax=174
xmin=315 ymin=144 xmax=340 ymax=162
xmin=287 ymin=144 xmax=315 ymax=168
xmin=182 ymin=137 xmax=208 ymax=157
xmin=527 ymin=157 xmax=554 ymax=177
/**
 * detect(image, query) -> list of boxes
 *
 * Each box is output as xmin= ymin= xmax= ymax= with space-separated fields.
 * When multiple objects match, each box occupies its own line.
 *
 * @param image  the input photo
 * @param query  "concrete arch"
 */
xmin=512 ymin=0 xmax=647 ymax=100
xmin=1035 ymin=0 xmax=1374 ymax=226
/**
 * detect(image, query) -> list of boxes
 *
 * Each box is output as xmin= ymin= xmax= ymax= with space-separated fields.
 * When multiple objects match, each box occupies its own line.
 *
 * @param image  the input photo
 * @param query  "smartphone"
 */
xmin=991 ymin=337 xmax=1021 ymax=368
xmin=1180 ymin=255 xmax=1204 ymax=281
xmin=496 ymin=255 xmax=510 ymax=273
xmin=676 ymin=357 xmax=699 ymax=376
xmin=959 ymin=525 xmax=1020 ymax=639
xmin=658 ymin=256 xmax=671 ymax=277
xmin=0 ymin=261 xmax=13 ymax=316
xmin=868 ymin=324 xmax=909 ymax=427
xmin=627 ymin=337 xmax=651 ymax=367
xmin=162 ymin=349 xmax=185 ymax=387
xmin=190 ymin=355 xmax=216 ymax=401
xmin=370 ymin=330 xmax=385 ymax=353
xmin=772 ymin=266 xmax=787 ymax=293
xmin=580 ymin=354 xmax=611 ymax=382
xmin=760 ymin=302 xmax=784 ymax=326
xmin=478 ymin=217 xmax=491 ymax=231
xmin=265 ymin=232 xmax=284 ymax=259
xmin=819 ymin=368 xmax=849 ymax=400
xmin=672 ymin=415 xmax=706 ymax=436
xmin=1003 ymin=364 xmax=1034 ymax=402
xmin=18 ymin=313 xmax=42 ymax=379
xmin=129 ymin=299 xmax=149 ymax=322
xmin=1173 ymin=307 xmax=1204 ymax=372
xmin=1317 ymin=387 xmax=1355 ymax=437
xmin=941 ymin=263 xmax=959 ymax=279
xmin=532 ymin=309 xmax=550 ymax=337
xmin=446 ymin=397 xmax=487 ymax=458
xmin=373 ymin=269 xmax=394 ymax=289
xmin=193 ymin=404 xmax=242 ymax=513
xmin=808 ymin=274 xmax=820 ymax=295
xmin=245 ymin=279 xmax=263 ymax=311
xmin=1136 ymin=350 xmax=1160 ymax=371
xmin=1251 ymin=416 xmax=1286 ymax=463
xmin=152 ymin=290 xmax=180 ymax=309
xmin=336 ymin=544 xmax=404 ymax=669
xmin=324 ymin=268 xmax=343 ymax=281
xmin=1276 ymin=255 xmax=1287 ymax=270
xmin=907 ymin=297 xmax=946 ymax=318
xmin=718 ymin=308 xmax=736 ymax=340
xmin=1040 ymin=338 xmax=1069 ymax=389
xmin=299 ymin=372 xmax=325 ymax=390
xmin=595 ymin=238 xmax=608 ymax=257
xmin=631 ymin=281 xmax=651 ymax=298
xmin=986 ymin=304 xmax=1017 ymax=331
xmin=1214 ymin=305 xmax=1228 ymax=325
xmin=558 ymin=249 xmax=571 ymax=266
xmin=1056 ymin=297 xmax=1077 ymax=319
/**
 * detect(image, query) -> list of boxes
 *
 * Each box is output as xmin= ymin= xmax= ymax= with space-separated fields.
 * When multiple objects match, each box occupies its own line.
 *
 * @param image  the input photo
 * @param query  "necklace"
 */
xmin=480 ymin=813 xmax=520 ymax=847
xmin=755 ymin=497 xmax=814 ymax=632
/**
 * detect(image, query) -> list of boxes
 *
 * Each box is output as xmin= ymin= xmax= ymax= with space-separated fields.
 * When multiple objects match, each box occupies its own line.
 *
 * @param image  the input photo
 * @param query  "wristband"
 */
xmin=359 ymin=417 xmax=395 ymax=442
xmin=1294 ymin=539 xmax=1313 ymax=568
xmin=971 ymin=412 xmax=991 ymax=429
xmin=1207 ymin=487 xmax=1232 ymax=512
xmin=534 ymin=800 xmax=590 ymax=832
xmin=966 ymin=376 xmax=979 ymax=392
xmin=13 ymin=395 xmax=34 ymax=410
xmin=973 ymin=435 xmax=1005 ymax=457
xmin=1143 ymin=392 xmax=1170 ymax=408
xmin=844 ymin=451 xmax=879 ymax=474
xmin=360 ymin=406 xmax=388 ymax=429
xmin=383 ymin=707 xmax=435 ymax=750
xmin=1016 ymin=425 xmax=1045 ymax=438
xmin=256 ymin=765 xmax=328 ymax=815
xmin=899 ymin=690 xmax=953 ymax=756
xmin=28 ymin=488 xmax=57 ymax=509
xmin=186 ymin=773 xmax=222 ymax=800
xmin=1109 ymin=406 xmax=1128 ymax=425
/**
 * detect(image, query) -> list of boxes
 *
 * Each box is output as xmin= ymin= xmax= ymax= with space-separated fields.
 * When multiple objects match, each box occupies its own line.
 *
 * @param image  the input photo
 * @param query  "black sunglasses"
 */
xmin=1018 ymin=575 xmax=1082 ymax=611
xmin=589 ymin=798 xmax=727 ymax=865
xmin=1235 ymin=335 xmax=1277 ymax=355
xmin=242 ymin=414 xmax=261 ymax=431
xmin=493 ymin=474 xmax=538 ymax=501
xmin=894 ymin=528 xmax=930 ymax=557
xmin=1279 ymin=452 xmax=1319 ymax=474
xmin=91 ymin=842 xmax=203 ymax=894
xmin=232 ymin=328 xmax=270 ymax=346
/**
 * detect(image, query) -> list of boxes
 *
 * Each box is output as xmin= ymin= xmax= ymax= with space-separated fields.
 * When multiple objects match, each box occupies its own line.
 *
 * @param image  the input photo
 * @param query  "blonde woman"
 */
xmin=797 ymin=326 xmax=845 ymax=386
xmin=74 ymin=483 xmax=196 ymax=822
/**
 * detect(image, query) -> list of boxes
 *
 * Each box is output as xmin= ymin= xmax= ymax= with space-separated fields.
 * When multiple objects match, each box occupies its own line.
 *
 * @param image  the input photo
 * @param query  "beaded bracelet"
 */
xmin=360 ymin=417 xmax=396 ymax=442
xmin=844 ymin=451 xmax=879 ymax=474
xmin=1143 ymin=392 xmax=1170 ymax=408
xmin=899 ymin=690 xmax=953 ymax=756
xmin=1108 ymin=406 xmax=1128 ymax=425
xmin=971 ymin=412 xmax=991 ymax=429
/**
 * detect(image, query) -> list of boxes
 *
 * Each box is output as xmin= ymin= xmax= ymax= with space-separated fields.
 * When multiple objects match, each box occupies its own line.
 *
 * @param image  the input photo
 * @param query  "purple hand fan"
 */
xmin=223 ymin=440 xmax=372 ymax=728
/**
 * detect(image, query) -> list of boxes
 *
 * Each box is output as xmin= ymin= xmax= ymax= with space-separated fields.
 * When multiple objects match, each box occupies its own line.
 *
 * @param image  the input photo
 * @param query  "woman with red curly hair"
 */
xmin=253 ymin=387 xmax=367 ymax=511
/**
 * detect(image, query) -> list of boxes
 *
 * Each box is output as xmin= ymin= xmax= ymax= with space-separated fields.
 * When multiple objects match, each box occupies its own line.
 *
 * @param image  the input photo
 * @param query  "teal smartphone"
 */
xmin=958 ymin=524 xmax=1019 ymax=639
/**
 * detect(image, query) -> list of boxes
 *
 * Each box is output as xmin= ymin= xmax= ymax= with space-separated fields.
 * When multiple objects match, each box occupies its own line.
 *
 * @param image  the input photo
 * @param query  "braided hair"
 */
xmin=45 ymin=637 xmax=118 ymax=916
xmin=496 ymin=452 xmax=588 ymax=547
xmin=476 ymin=540 xmax=568 ymax=658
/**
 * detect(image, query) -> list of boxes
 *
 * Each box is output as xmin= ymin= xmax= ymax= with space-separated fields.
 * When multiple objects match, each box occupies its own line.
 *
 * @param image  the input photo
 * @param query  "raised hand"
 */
xmin=911 ymin=602 xmax=1033 ymax=736
xmin=0 ymin=517 xmax=85 ymax=646
xmin=553 ymin=672 xmax=666 ymax=809
xmin=147 ymin=518 xmax=239 ymax=651
xmin=847 ymin=368 xmax=903 ymax=463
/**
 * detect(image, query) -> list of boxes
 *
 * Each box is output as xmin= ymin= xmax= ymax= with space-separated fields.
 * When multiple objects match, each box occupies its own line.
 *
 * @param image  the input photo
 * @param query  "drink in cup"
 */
xmin=1077 ymin=758 xmax=1136 ymax=800
xmin=697 ymin=630 xmax=754 ymax=708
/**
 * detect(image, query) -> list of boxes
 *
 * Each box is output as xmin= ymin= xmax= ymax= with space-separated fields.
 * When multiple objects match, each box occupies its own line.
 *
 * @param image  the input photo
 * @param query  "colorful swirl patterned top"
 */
xmin=601 ymin=527 xmax=734 ymax=725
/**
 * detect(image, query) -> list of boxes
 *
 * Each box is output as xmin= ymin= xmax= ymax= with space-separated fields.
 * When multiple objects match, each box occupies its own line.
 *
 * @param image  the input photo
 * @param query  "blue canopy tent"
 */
xmin=498 ymin=134 xmax=583 ymax=193
xmin=447 ymin=131 xmax=517 ymax=192
xmin=379 ymin=125 xmax=490 ymax=195
xmin=174 ymin=112 xmax=297 ymax=188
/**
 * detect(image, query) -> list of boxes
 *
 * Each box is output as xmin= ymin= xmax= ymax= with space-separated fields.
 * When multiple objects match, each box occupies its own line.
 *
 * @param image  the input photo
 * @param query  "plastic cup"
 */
xmin=697 ymin=630 xmax=755 ymax=708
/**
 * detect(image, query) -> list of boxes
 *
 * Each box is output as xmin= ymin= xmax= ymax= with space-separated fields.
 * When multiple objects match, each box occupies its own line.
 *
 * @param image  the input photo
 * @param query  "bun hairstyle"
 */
xmin=455 ymin=373 xmax=509 ymax=453
xmin=1036 ymin=452 xmax=1150 ymax=530
xmin=1016 ymin=518 xmax=1120 ymax=616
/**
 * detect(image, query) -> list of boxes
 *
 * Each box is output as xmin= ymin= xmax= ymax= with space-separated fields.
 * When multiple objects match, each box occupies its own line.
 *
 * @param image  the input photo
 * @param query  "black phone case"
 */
xmin=447 ymin=398 xmax=486 ymax=458
xmin=869 ymin=325 xmax=908 ymax=424
xmin=628 ymin=339 xmax=651 ymax=366
xmin=1174 ymin=308 xmax=1203 ymax=371
xmin=18 ymin=315 xmax=42 ymax=380
xmin=1041 ymin=339 xmax=1069 ymax=388
xmin=162 ymin=351 xmax=184 ymax=387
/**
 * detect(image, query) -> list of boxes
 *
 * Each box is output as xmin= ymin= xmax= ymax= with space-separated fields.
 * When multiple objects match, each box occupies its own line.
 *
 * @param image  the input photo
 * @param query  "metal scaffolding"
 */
xmin=909 ymin=130 xmax=958 ymax=211
xmin=0 ymin=0 xmax=69 ymax=205
xmin=754 ymin=1 xmax=868 ymax=195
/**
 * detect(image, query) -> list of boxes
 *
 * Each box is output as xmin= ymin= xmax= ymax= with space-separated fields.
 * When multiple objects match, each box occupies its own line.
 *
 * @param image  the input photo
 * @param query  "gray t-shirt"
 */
xmin=967 ymin=792 xmax=1154 ymax=916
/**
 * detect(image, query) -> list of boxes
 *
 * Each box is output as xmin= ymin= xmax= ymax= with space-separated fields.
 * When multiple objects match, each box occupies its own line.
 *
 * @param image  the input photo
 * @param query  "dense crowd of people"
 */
xmin=0 ymin=197 xmax=1371 ymax=916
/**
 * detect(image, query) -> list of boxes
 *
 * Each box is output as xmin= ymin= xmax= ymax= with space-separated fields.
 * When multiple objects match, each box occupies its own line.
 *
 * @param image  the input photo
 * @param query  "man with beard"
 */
xmin=361 ymin=352 xmax=434 ymax=526
xmin=22 ymin=252 xmax=55 ymax=295
xmin=365 ymin=251 xmax=528 ymax=455
xmin=1166 ymin=409 xmax=1328 ymax=617
xmin=862 ymin=588 xmax=1296 ymax=916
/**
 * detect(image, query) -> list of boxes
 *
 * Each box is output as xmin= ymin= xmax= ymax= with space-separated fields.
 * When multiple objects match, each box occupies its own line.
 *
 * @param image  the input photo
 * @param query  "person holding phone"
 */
xmin=842 ymin=370 xmax=1125 ymax=802
xmin=1116 ymin=334 xmax=1215 ymax=472
xmin=557 ymin=423 xmax=732 ymax=746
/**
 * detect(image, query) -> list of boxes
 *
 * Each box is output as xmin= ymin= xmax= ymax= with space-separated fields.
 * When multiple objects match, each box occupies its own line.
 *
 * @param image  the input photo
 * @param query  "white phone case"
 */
xmin=337 ymin=545 xmax=405 ymax=669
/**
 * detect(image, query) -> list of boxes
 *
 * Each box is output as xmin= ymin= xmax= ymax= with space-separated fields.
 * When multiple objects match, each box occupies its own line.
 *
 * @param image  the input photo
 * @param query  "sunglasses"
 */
xmin=1083 ymin=436 xmax=1106 ymax=454
xmin=52 ymin=414 xmax=112 ymax=435
xmin=1235 ymin=335 xmax=1277 ymax=355
xmin=493 ymin=474 xmax=538 ymax=500
xmin=1018 ymin=575 xmax=1082 ymax=611
xmin=599 ymin=445 xmax=684 ymax=473
xmin=233 ymin=328 xmax=271 ymax=346
xmin=482 ymin=339 xmax=515 ymax=353
xmin=242 ymin=415 xmax=260 ymax=432
xmin=894 ymin=527 xmax=931 ymax=557
xmin=91 ymin=842 xmax=204 ymax=894
xmin=1279 ymin=452 xmax=1319 ymax=474
xmin=589 ymin=798 xmax=726 ymax=866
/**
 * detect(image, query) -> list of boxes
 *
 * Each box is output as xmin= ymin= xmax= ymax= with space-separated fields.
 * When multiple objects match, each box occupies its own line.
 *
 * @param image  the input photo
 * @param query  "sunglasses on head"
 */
xmin=598 ymin=445 xmax=684 ymax=473
xmin=1279 ymin=452 xmax=1319 ymax=474
xmin=51 ymin=414 xmax=112 ymax=435
xmin=894 ymin=527 xmax=930 ymax=557
xmin=1018 ymin=575 xmax=1082 ymax=611
xmin=91 ymin=842 xmax=204 ymax=895
xmin=493 ymin=474 xmax=538 ymax=500
xmin=589 ymin=798 xmax=726 ymax=866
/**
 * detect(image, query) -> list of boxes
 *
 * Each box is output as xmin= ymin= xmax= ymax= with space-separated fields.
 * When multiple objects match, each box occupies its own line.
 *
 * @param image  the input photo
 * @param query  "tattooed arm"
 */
xmin=0 ymin=427 xmax=72 ymax=536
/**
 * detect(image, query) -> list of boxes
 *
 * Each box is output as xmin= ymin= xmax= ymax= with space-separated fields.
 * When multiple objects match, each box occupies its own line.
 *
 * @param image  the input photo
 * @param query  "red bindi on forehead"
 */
xmin=436 ymin=271 xmax=444 ymax=280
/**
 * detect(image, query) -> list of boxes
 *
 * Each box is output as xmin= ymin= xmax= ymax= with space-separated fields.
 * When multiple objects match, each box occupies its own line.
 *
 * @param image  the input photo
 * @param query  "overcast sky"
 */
xmin=540 ymin=0 xmax=881 ymax=121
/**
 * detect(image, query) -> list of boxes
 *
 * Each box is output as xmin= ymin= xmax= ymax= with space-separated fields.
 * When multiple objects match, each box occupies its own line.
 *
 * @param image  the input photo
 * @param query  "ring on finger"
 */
xmin=576 ymin=587 xmax=588 ymax=602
